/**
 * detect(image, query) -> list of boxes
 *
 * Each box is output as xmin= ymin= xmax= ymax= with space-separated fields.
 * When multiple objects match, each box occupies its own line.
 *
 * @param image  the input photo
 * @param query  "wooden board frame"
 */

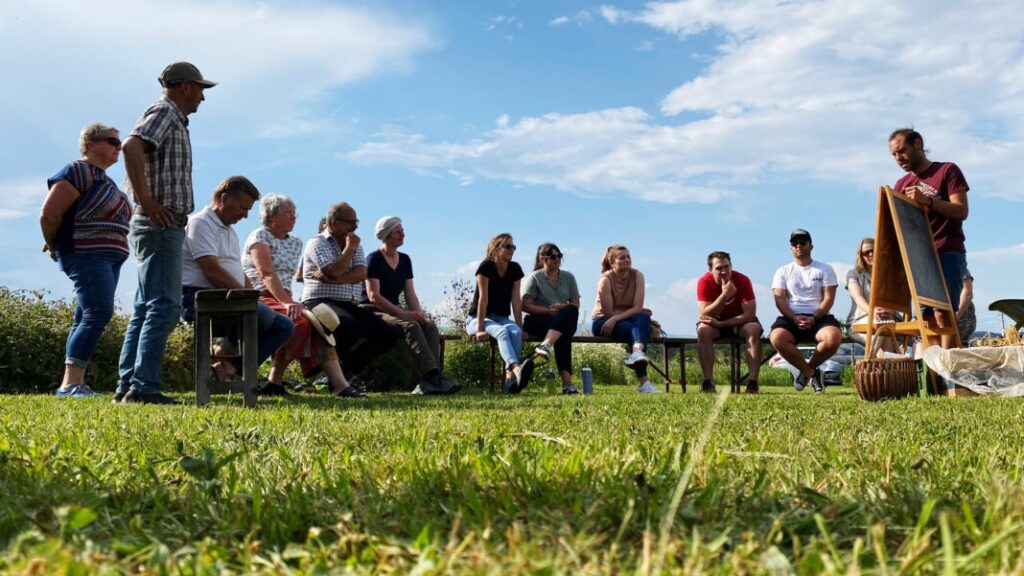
xmin=855 ymin=186 xmax=960 ymax=354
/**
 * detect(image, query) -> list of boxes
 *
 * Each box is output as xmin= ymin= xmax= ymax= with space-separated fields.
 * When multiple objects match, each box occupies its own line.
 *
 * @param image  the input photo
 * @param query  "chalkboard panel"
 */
xmin=891 ymin=195 xmax=948 ymax=304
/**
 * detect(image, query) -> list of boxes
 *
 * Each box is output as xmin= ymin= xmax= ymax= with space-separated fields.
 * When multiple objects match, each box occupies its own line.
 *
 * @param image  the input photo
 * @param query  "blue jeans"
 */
xmin=117 ymin=217 xmax=185 ymax=395
xmin=939 ymin=252 xmax=967 ymax=312
xmin=466 ymin=315 xmax=522 ymax=368
xmin=181 ymin=288 xmax=293 ymax=372
xmin=58 ymin=250 xmax=127 ymax=368
xmin=592 ymin=312 xmax=650 ymax=377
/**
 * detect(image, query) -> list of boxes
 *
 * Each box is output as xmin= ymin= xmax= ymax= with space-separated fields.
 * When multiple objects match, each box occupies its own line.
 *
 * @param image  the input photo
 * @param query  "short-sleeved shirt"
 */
xmin=47 ymin=160 xmax=131 ymax=255
xmin=844 ymin=269 xmax=872 ymax=325
xmin=365 ymin=250 xmax=413 ymax=306
xmin=181 ymin=206 xmax=243 ymax=288
xmin=300 ymin=231 xmax=366 ymax=304
xmin=469 ymin=260 xmax=524 ymax=317
xmin=894 ymin=161 xmax=969 ymax=253
xmin=522 ymin=269 xmax=580 ymax=309
xmin=241 ymin=227 xmax=304 ymax=292
xmin=771 ymin=259 xmax=838 ymax=315
xmin=126 ymin=95 xmax=194 ymax=217
xmin=696 ymin=270 xmax=755 ymax=320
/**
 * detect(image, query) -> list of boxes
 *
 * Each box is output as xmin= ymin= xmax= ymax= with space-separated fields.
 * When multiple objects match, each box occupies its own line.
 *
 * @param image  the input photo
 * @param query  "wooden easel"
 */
xmin=856 ymin=186 xmax=960 ymax=360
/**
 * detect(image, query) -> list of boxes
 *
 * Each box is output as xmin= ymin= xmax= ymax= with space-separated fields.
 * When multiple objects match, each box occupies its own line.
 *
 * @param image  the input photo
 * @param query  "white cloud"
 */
xmin=0 ymin=178 xmax=47 ymax=221
xmin=346 ymin=0 xmax=1024 ymax=203
xmin=548 ymin=16 xmax=570 ymax=26
xmin=456 ymin=260 xmax=481 ymax=275
xmin=0 ymin=0 xmax=434 ymax=143
xmin=970 ymin=243 xmax=1024 ymax=262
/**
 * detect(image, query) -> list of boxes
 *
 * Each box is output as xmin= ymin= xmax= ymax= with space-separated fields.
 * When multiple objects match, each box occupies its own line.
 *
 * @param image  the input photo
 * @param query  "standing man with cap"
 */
xmin=365 ymin=216 xmax=460 ymax=395
xmin=115 ymin=62 xmax=216 ymax=404
xmin=768 ymin=229 xmax=842 ymax=394
xmin=889 ymin=127 xmax=969 ymax=349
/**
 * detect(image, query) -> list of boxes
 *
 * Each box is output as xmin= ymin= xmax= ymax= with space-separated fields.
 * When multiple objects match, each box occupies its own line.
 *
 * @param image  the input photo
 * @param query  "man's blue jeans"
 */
xmin=181 ymin=287 xmax=294 ymax=372
xmin=117 ymin=217 xmax=184 ymax=395
xmin=58 ymin=250 xmax=127 ymax=368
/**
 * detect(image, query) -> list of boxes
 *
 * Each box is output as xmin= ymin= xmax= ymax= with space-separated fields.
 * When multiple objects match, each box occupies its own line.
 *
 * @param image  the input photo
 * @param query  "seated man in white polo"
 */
xmin=180 ymin=176 xmax=293 ymax=392
xmin=768 ymin=229 xmax=842 ymax=394
xmin=695 ymin=251 xmax=762 ymax=394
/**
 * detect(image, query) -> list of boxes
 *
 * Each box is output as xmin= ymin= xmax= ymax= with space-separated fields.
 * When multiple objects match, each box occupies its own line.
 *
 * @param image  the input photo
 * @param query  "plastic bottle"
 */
xmin=542 ymin=368 xmax=559 ymax=394
xmin=582 ymin=365 xmax=593 ymax=394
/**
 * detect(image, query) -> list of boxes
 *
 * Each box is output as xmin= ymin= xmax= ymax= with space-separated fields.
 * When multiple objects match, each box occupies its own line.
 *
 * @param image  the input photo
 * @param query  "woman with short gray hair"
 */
xmin=260 ymin=194 xmax=295 ymax=227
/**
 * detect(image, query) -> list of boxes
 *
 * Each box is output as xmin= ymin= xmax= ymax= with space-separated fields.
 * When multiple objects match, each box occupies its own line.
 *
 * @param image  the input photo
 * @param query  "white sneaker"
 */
xmin=625 ymin=350 xmax=649 ymax=369
xmin=637 ymin=381 xmax=662 ymax=394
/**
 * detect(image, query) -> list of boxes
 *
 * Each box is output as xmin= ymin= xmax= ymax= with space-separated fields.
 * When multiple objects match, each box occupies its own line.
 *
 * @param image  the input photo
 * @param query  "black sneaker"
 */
xmin=562 ymin=383 xmax=580 ymax=395
xmin=745 ymin=380 xmax=759 ymax=394
xmin=112 ymin=391 xmax=126 ymax=404
xmin=257 ymin=382 xmax=289 ymax=396
xmin=513 ymin=358 xmax=535 ymax=393
xmin=336 ymin=385 xmax=368 ymax=398
xmin=701 ymin=379 xmax=717 ymax=394
xmin=811 ymin=369 xmax=824 ymax=394
xmin=503 ymin=377 xmax=518 ymax=394
xmin=534 ymin=343 xmax=552 ymax=363
xmin=122 ymin=390 xmax=180 ymax=405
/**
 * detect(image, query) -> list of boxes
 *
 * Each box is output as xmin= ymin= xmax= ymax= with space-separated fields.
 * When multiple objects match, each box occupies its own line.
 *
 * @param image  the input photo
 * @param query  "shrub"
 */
xmin=0 ymin=286 xmax=193 ymax=393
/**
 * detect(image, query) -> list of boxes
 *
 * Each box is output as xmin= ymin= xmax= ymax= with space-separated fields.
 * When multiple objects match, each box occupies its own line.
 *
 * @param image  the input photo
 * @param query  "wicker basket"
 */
xmin=854 ymin=358 xmax=918 ymax=401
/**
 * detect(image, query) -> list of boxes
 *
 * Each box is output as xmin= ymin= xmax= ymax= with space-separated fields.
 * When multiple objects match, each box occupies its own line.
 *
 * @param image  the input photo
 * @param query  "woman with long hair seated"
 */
xmin=591 ymin=245 xmax=660 ymax=393
xmin=845 ymin=237 xmax=895 ymax=355
xmin=522 ymin=242 xmax=580 ymax=394
xmin=466 ymin=233 xmax=534 ymax=393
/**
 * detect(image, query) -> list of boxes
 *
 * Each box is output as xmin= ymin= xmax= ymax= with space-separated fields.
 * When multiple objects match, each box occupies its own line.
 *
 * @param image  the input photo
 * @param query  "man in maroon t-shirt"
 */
xmin=695 ymin=251 xmax=762 ymax=394
xmin=889 ymin=127 xmax=969 ymax=349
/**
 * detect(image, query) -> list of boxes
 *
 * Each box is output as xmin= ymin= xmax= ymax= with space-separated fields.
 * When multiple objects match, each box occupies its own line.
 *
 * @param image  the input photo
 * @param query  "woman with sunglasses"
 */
xmin=522 ymin=243 xmax=580 ymax=394
xmin=845 ymin=237 xmax=895 ymax=354
xmin=591 ymin=245 xmax=660 ymax=393
xmin=40 ymin=124 xmax=132 ymax=398
xmin=467 ymin=233 xmax=534 ymax=393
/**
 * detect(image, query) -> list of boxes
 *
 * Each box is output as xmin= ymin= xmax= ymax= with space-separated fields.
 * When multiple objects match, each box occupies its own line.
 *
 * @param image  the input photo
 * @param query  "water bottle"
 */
xmin=542 ymin=368 xmax=559 ymax=394
xmin=581 ymin=366 xmax=593 ymax=394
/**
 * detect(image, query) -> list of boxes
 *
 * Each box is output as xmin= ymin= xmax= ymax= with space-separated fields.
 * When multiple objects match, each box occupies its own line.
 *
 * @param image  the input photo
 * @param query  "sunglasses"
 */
xmin=93 ymin=136 xmax=122 ymax=147
xmin=862 ymin=250 xmax=874 ymax=257
xmin=502 ymin=243 xmax=517 ymax=251
xmin=790 ymin=240 xmax=809 ymax=247
xmin=542 ymin=253 xmax=563 ymax=260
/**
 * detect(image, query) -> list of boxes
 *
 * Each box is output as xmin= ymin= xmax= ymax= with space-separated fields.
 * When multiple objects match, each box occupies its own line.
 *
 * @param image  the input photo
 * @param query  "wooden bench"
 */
xmin=438 ymin=334 xmax=859 ymax=393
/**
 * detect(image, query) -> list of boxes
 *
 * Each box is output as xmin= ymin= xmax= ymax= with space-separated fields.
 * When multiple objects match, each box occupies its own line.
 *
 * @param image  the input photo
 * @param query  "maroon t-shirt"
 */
xmin=894 ymin=161 xmax=968 ymax=252
xmin=696 ymin=270 xmax=755 ymax=319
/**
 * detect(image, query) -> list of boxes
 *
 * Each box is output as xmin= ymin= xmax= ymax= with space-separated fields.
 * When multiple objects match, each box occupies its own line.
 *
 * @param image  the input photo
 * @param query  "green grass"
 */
xmin=3 ymin=374 xmax=1024 ymax=574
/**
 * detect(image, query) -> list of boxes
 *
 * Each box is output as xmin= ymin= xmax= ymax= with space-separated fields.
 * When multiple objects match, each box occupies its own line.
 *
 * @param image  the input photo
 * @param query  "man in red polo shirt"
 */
xmin=696 ymin=251 xmax=762 ymax=394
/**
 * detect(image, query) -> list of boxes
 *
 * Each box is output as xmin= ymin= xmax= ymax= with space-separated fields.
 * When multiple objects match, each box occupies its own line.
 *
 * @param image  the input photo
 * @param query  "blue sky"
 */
xmin=2 ymin=0 xmax=1023 ymax=336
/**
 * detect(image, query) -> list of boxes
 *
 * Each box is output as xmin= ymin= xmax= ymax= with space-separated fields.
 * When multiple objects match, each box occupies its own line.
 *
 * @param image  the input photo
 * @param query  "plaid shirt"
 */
xmin=300 ymin=231 xmax=366 ymax=303
xmin=125 ymin=95 xmax=194 ymax=217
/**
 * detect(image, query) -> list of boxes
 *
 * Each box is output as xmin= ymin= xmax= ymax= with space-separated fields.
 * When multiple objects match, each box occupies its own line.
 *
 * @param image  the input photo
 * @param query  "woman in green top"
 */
xmin=522 ymin=243 xmax=581 ymax=394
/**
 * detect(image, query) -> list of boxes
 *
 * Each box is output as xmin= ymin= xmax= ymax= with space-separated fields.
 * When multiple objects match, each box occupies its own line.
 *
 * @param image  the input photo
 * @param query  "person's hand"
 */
xmin=549 ymin=303 xmax=565 ymax=315
xmin=794 ymin=314 xmax=814 ymax=330
xmin=309 ymin=268 xmax=325 ymax=281
xmin=404 ymin=310 xmax=429 ymax=324
xmin=902 ymin=185 xmax=932 ymax=208
xmin=474 ymin=330 xmax=489 ymax=342
xmin=139 ymin=196 xmax=173 ymax=228
xmin=600 ymin=319 xmax=616 ymax=337
xmin=285 ymin=302 xmax=304 ymax=320
xmin=699 ymin=315 xmax=720 ymax=328
xmin=344 ymin=232 xmax=361 ymax=251
xmin=42 ymin=242 xmax=57 ymax=262
xmin=721 ymin=279 xmax=736 ymax=300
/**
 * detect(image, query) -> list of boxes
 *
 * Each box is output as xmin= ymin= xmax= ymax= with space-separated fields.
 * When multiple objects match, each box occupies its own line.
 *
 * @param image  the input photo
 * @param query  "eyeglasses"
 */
xmin=862 ymin=250 xmax=874 ymax=257
xmin=92 ymin=136 xmax=122 ymax=147
xmin=502 ymin=243 xmax=516 ymax=251
xmin=790 ymin=240 xmax=809 ymax=247
xmin=542 ymin=253 xmax=563 ymax=260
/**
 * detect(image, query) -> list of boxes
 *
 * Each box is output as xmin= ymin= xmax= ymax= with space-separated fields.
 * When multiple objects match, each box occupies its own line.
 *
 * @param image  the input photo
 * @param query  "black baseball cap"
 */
xmin=789 ymin=229 xmax=812 ymax=243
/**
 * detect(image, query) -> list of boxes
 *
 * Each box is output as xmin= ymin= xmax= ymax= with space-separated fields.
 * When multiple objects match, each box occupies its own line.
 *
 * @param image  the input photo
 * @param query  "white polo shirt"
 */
xmin=771 ymin=259 xmax=837 ymax=315
xmin=182 ymin=206 xmax=244 ymax=288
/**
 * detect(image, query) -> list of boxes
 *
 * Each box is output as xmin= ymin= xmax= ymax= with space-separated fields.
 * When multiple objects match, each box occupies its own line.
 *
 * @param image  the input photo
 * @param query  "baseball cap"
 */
xmin=789 ymin=228 xmax=812 ymax=243
xmin=159 ymin=62 xmax=217 ymax=88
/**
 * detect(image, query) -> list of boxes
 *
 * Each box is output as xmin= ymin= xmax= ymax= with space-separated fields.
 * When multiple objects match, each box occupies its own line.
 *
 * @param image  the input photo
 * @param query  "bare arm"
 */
xmin=250 ymin=243 xmax=303 ymax=319
xmin=402 ymin=279 xmax=429 ymax=323
xmin=957 ymin=277 xmax=973 ymax=320
xmin=904 ymin=187 xmax=968 ymax=220
xmin=719 ymin=299 xmax=756 ymax=329
xmin=366 ymin=277 xmax=413 ymax=319
xmin=473 ymin=274 xmax=489 ymax=340
xmin=196 ymin=256 xmax=244 ymax=290
xmin=39 ymin=180 xmax=80 ymax=260
xmin=815 ymin=285 xmax=837 ymax=317
xmin=607 ymin=270 xmax=646 ymax=323
xmin=511 ymin=280 xmax=523 ymax=325
xmin=698 ymin=279 xmax=736 ymax=319
xmin=773 ymin=288 xmax=796 ymax=320
xmin=318 ymin=232 xmax=361 ymax=282
xmin=122 ymin=136 xmax=173 ymax=228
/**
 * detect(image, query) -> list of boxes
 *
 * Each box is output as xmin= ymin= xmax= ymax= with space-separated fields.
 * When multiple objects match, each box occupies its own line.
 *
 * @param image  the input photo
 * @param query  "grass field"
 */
xmin=3 ymin=376 xmax=1024 ymax=574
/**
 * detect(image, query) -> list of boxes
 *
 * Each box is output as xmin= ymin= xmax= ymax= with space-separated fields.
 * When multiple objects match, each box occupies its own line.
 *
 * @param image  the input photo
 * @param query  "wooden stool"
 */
xmin=194 ymin=289 xmax=260 ymax=407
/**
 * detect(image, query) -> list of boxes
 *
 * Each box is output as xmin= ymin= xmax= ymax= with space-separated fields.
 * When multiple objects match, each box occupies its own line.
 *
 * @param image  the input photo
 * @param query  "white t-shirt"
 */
xmin=182 ymin=206 xmax=244 ymax=288
xmin=771 ymin=259 xmax=837 ymax=315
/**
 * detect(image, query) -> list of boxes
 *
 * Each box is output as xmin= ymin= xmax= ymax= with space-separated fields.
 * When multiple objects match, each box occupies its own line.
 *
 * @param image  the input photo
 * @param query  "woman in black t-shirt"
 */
xmin=466 ymin=233 xmax=534 ymax=393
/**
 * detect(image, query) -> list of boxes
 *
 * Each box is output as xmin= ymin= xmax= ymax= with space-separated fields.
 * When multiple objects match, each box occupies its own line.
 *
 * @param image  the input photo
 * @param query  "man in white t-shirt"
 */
xmin=768 ymin=229 xmax=842 ymax=394
xmin=180 ymin=176 xmax=293 ymax=392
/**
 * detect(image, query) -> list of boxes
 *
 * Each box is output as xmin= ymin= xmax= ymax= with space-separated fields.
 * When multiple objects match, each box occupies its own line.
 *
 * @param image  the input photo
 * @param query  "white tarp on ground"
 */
xmin=922 ymin=345 xmax=1024 ymax=397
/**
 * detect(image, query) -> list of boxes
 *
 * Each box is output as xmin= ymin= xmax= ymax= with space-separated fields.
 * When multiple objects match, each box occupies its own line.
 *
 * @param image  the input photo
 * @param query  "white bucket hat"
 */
xmin=302 ymin=303 xmax=340 ymax=346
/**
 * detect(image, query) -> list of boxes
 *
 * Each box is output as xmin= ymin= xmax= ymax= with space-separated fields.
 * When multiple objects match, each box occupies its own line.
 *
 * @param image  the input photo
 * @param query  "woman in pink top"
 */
xmin=590 ymin=245 xmax=660 ymax=393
